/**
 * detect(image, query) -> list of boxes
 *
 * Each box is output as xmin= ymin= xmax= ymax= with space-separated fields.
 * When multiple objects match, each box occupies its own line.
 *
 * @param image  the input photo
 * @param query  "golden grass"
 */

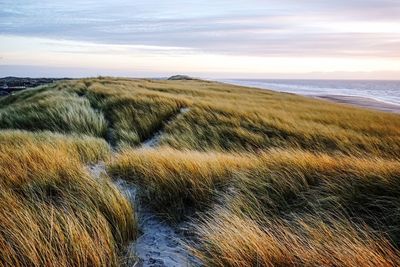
xmin=233 ymin=149 xmax=400 ymax=212
xmin=0 ymin=130 xmax=110 ymax=163
xmin=109 ymin=147 xmax=400 ymax=264
xmin=101 ymin=95 xmax=186 ymax=147
xmin=161 ymin=104 xmax=400 ymax=157
xmin=0 ymin=137 xmax=137 ymax=267
xmin=11 ymin=77 xmax=393 ymax=156
xmin=3 ymin=77 xmax=396 ymax=156
xmin=108 ymin=148 xmax=256 ymax=220
xmin=109 ymin=148 xmax=400 ymax=219
xmin=0 ymin=192 xmax=119 ymax=267
xmin=193 ymin=208 xmax=400 ymax=267
xmin=1 ymin=77 xmax=400 ymax=266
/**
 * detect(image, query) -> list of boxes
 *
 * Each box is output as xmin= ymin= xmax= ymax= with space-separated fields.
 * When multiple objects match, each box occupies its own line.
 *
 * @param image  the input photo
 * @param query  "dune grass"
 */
xmin=161 ymin=104 xmax=400 ymax=157
xmin=0 ymin=86 xmax=107 ymax=137
xmin=108 ymin=148 xmax=256 ymax=220
xmin=109 ymin=147 xmax=400 ymax=237
xmin=4 ymin=77 xmax=397 ymax=156
xmin=0 ymin=132 xmax=136 ymax=267
xmin=109 ymin=147 xmax=400 ymax=265
xmin=100 ymin=95 xmax=186 ymax=146
xmin=0 ymin=130 xmax=111 ymax=163
xmin=230 ymin=149 xmax=400 ymax=243
xmin=72 ymin=78 xmax=400 ymax=157
xmin=1 ymin=77 xmax=400 ymax=266
xmin=50 ymin=79 xmax=189 ymax=147
xmin=192 ymin=208 xmax=400 ymax=267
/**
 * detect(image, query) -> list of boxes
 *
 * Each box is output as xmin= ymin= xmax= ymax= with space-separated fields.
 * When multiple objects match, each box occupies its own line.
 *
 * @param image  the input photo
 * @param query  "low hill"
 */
xmin=167 ymin=74 xmax=195 ymax=80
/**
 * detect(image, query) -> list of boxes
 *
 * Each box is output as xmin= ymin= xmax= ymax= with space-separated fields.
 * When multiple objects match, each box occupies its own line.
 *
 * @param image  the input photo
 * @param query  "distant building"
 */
xmin=1 ymin=83 xmax=8 ymax=90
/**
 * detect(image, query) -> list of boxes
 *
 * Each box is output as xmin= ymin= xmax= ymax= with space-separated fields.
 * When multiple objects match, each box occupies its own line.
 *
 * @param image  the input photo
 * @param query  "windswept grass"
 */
xmin=3 ymin=78 xmax=398 ymax=156
xmin=108 ymin=148 xmax=256 ymax=220
xmin=193 ymin=208 xmax=400 ymax=267
xmin=109 ymin=147 xmax=400 ymax=265
xmin=230 ymin=149 xmax=400 ymax=243
xmin=0 ymin=136 xmax=137 ymax=267
xmin=161 ymin=104 xmax=400 ymax=157
xmin=0 ymin=130 xmax=110 ymax=163
xmin=109 ymin=147 xmax=400 ymax=234
xmin=101 ymin=95 xmax=186 ymax=146
xmin=0 ymin=87 xmax=107 ymax=137
xmin=1 ymin=77 xmax=400 ymax=266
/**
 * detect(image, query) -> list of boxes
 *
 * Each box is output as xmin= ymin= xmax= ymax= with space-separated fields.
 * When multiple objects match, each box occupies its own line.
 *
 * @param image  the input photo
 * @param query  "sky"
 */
xmin=0 ymin=0 xmax=400 ymax=79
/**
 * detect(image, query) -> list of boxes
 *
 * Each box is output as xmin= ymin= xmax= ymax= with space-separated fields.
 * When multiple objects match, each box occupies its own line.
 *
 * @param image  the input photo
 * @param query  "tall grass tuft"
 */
xmin=0 ymin=129 xmax=110 ymax=163
xmin=108 ymin=148 xmax=256 ymax=220
xmin=192 ymin=207 xmax=400 ymax=267
xmin=101 ymin=95 xmax=186 ymax=147
xmin=0 ymin=89 xmax=107 ymax=137
xmin=0 ymin=138 xmax=137 ymax=266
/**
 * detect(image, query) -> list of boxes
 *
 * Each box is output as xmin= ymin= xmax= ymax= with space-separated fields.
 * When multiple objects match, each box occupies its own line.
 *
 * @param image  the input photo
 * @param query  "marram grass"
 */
xmin=1 ymin=77 xmax=400 ymax=266
xmin=0 ymin=131 xmax=136 ymax=267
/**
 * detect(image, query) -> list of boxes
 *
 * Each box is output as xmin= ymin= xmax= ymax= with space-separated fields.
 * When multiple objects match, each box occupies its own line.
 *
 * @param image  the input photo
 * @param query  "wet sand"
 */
xmin=315 ymin=95 xmax=400 ymax=113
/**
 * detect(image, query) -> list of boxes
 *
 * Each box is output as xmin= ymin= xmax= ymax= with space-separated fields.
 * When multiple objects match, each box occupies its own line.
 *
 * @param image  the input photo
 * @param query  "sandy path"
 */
xmin=142 ymin=108 xmax=190 ymax=148
xmin=115 ymin=179 xmax=196 ymax=267
xmin=87 ymin=163 xmax=196 ymax=267
xmin=86 ymin=107 xmax=197 ymax=267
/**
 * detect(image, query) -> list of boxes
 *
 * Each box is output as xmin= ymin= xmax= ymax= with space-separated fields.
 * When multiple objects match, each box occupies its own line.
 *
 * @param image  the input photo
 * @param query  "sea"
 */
xmin=220 ymin=79 xmax=400 ymax=106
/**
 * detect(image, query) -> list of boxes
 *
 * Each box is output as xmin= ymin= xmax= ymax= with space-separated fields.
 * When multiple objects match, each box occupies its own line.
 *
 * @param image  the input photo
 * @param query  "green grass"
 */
xmin=101 ymin=95 xmax=185 ymax=147
xmin=0 ymin=86 xmax=107 ymax=137
xmin=1 ymin=77 xmax=400 ymax=266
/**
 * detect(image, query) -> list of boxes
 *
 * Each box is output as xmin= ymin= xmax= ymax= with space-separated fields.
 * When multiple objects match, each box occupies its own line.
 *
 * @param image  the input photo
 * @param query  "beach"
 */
xmin=221 ymin=79 xmax=400 ymax=114
xmin=315 ymin=95 xmax=400 ymax=113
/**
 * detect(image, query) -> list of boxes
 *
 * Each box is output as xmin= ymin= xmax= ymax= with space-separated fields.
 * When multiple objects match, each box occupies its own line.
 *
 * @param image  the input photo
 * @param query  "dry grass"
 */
xmin=0 ymin=129 xmax=110 ymax=163
xmin=109 ymin=144 xmax=400 ymax=265
xmin=60 ymin=78 xmax=189 ymax=147
xmin=161 ymin=104 xmax=400 ymax=157
xmin=0 ymin=86 xmax=107 ymax=137
xmin=101 ymin=95 xmax=186 ymax=147
xmin=0 ymin=135 xmax=137 ymax=267
xmin=28 ymin=77 xmax=399 ymax=156
xmin=1 ymin=77 xmax=400 ymax=266
xmin=193 ymin=208 xmax=400 ymax=267
xmin=108 ymin=148 xmax=256 ymax=220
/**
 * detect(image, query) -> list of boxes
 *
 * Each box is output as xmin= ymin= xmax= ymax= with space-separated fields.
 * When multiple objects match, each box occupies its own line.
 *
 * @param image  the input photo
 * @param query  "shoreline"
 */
xmin=314 ymin=95 xmax=400 ymax=113
xmin=218 ymin=80 xmax=400 ymax=114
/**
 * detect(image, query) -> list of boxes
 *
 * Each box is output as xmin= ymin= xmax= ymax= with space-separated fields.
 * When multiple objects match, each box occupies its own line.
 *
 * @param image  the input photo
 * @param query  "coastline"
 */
xmin=314 ymin=95 xmax=400 ymax=113
xmin=219 ymin=80 xmax=400 ymax=114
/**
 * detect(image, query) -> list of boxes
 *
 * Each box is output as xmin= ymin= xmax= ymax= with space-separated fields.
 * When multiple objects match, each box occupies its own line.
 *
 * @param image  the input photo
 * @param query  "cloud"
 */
xmin=0 ymin=0 xmax=400 ymax=58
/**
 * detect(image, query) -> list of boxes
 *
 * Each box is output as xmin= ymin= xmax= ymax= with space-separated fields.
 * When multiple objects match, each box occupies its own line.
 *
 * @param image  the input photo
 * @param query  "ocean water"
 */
xmin=221 ymin=79 xmax=400 ymax=106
